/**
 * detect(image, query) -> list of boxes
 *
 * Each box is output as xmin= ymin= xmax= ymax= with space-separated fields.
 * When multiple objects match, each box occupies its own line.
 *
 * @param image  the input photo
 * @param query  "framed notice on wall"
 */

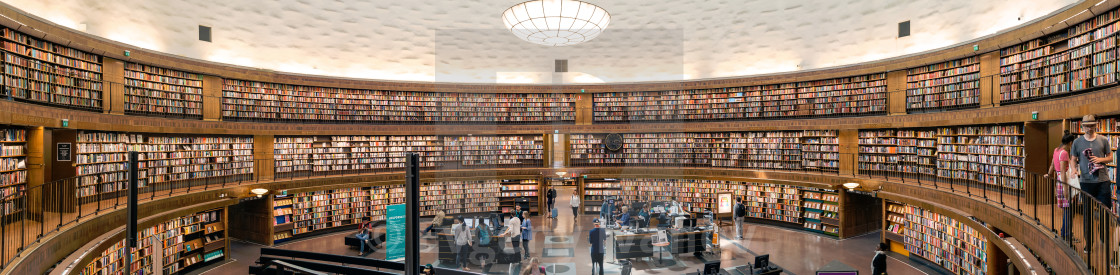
xmin=57 ymin=143 xmax=71 ymax=162
xmin=717 ymin=193 xmax=732 ymax=214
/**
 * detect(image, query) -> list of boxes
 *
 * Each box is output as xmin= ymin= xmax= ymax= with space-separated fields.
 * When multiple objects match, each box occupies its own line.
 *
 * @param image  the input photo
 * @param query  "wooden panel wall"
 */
xmin=576 ymin=94 xmax=593 ymax=125
xmin=228 ymin=197 xmax=273 ymax=245
xmin=979 ymin=51 xmax=1000 ymax=108
xmin=839 ymin=191 xmax=881 ymax=238
xmin=886 ymin=70 xmax=907 ymax=115
xmin=838 ymin=129 xmax=858 ymax=176
xmin=102 ymin=57 xmax=125 ymax=114
xmin=202 ymin=75 xmax=223 ymax=121
xmin=254 ymin=135 xmax=274 ymax=181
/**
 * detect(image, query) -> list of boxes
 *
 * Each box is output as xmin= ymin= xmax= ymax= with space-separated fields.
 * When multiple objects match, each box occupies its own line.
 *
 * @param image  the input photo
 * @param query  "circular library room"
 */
xmin=0 ymin=0 xmax=1116 ymax=274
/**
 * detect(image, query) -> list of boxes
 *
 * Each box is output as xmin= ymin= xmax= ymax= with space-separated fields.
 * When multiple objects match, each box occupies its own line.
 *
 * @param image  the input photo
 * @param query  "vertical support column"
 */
xmin=979 ymin=51 xmax=1001 ymax=108
xmin=575 ymin=93 xmax=593 ymax=125
xmin=254 ymin=135 xmax=274 ymax=181
xmin=838 ymin=129 xmax=859 ymax=176
xmin=986 ymin=233 xmax=1009 ymax=275
xmin=405 ymin=153 xmax=420 ymax=275
xmin=886 ymin=70 xmax=907 ymax=115
xmin=543 ymin=134 xmax=551 ymax=168
xmin=202 ymin=75 xmax=224 ymax=121
xmin=563 ymin=133 xmax=571 ymax=167
xmin=102 ymin=57 xmax=126 ymax=114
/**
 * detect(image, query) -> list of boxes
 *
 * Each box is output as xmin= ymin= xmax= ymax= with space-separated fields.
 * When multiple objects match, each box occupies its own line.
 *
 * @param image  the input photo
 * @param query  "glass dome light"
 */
xmin=502 ymin=0 xmax=610 ymax=46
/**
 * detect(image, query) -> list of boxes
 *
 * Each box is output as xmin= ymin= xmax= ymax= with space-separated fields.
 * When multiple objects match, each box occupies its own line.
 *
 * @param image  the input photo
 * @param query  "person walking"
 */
xmin=589 ymin=219 xmax=606 ymax=275
xmin=547 ymin=187 xmax=557 ymax=212
xmin=1071 ymin=115 xmax=1114 ymax=253
xmin=872 ymin=243 xmax=887 ymax=275
xmin=451 ymin=217 xmax=473 ymax=271
xmin=570 ymin=194 xmax=580 ymax=219
xmin=734 ymin=197 xmax=746 ymax=239
xmin=521 ymin=211 xmax=533 ymax=258
xmin=1046 ymin=132 xmax=1078 ymax=240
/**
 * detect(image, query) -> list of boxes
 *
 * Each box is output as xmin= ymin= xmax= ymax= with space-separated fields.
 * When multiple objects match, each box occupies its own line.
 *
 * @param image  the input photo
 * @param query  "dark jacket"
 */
xmin=589 ymin=227 xmax=606 ymax=254
xmin=872 ymin=251 xmax=887 ymax=275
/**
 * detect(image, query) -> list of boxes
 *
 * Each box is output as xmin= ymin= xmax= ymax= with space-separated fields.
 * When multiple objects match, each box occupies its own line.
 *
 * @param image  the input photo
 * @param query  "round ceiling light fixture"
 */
xmin=502 ymin=0 xmax=611 ymax=47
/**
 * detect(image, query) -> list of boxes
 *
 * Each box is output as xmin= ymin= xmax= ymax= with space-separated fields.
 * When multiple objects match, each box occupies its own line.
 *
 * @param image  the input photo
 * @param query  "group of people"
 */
xmin=1047 ymin=114 xmax=1115 ymax=253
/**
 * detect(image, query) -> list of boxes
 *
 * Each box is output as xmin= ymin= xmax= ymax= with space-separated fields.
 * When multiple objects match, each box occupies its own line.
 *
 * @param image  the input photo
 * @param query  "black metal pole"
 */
xmin=405 ymin=153 xmax=420 ymax=275
xmin=127 ymin=151 xmax=139 ymax=275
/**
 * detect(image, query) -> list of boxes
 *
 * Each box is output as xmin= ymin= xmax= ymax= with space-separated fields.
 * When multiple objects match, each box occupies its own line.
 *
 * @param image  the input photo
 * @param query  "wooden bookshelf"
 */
xmin=222 ymin=79 xmax=576 ymax=123
xmin=1071 ymin=116 xmax=1118 ymax=182
xmin=592 ymin=73 xmax=886 ymax=122
xmin=273 ymin=135 xmax=444 ymax=176
xmin=888 ymin=201 xmax=989 ymax=274
xmin=935 ymin=125 xmax=1025 ymax=189
xmin=802 ymin=189 xmax=840 ymax=237
xmin=162 ymin=208 xmax=226 ymax=275
xmin=802 ymin=130 xmax=840 ymax=172
xmin=906 ymin=56 xmax=980 ymax=110
xmin=499 ymin=179 xmax=542 ymax=215
xmin=999 ymin=8 xmax=1120 ymax=104
xmin=858 ymin=129 xmax=899 ymax=174
xmin=600 ymin=178 xmax=840 ymax=235
xmin=0 ymin=26 xmax=103 ymax=111
xmin=857 ymin=125 xmax=1024 ymax=189
xmin=419 ymin=180 xmax=501 ymax=217
xmin=443 ymin=135 xmax=544 ymax=167
xmin=0 ymin=127 xmax=26 ymax=217
xmin=77 ymin=224 xmax=163 ymax=275
xmin=75 ymin=131 xmax=144 ymax=198
xmin=123 ymin=62 xmax=204 ymax=118
xmin=581 ymin=178 xmax=620 ymax=214
xmin=570 ymin=131 xmax=839 ymax=172
xmin=76 ymin=131 xmax=254 ymax=198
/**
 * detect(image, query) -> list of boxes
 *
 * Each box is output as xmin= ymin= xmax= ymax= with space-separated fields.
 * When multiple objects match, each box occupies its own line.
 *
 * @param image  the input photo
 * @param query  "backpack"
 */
xmin=478 ymin=225 xmax=491 ymax=245
xmin=735 ymin=204 xmax=746 ymax=217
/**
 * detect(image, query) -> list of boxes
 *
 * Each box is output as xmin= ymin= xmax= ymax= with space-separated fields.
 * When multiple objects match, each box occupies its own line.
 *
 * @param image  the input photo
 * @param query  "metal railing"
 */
xmin=0 ymin=152 xmax=1115 ymax=274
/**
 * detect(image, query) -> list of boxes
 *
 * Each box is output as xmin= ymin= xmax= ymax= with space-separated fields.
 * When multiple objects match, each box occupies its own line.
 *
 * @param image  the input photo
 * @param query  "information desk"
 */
xmin=668 ymin=229 xmax=711 ymax=254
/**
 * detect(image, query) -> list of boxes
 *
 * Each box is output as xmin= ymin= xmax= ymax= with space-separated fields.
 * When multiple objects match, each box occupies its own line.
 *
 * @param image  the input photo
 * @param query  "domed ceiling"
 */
xmin=3 ymin=0 xmax=1079 ymax=83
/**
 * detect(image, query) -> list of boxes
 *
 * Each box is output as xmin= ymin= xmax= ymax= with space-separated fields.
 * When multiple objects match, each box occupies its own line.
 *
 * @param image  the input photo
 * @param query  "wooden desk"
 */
xmin=668 ymin=229 xmax=711 ymax=254
xmin=613 ymin=231 xmax=655 ymax=259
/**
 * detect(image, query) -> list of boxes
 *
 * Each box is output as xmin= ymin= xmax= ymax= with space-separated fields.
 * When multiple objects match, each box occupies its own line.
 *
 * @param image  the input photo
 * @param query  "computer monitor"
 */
xmin=754 ymin=254 xmax=770 ymax=269
xmin=702 ymin=260 xmax=721 ymax=275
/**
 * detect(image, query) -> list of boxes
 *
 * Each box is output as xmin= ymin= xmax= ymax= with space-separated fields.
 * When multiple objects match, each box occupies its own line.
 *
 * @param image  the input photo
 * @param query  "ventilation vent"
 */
xmin=898 ymin=21 xmax=910 ymax=38
xmin=555 ymin=60 xmax=568 ymax=73
xmin=199 ymin=25 xmax=212 ymax=42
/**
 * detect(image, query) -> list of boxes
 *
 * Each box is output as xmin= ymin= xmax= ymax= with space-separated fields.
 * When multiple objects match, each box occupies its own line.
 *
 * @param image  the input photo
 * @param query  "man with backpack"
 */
xmin=547 ymin=187 xmax=557 ymax=212
xmin=734 ymin=197 xmax=746 ymax=239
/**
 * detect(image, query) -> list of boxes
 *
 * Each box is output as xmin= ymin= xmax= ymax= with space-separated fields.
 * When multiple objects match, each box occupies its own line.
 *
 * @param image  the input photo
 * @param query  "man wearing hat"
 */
xmin=589 ymin=219 xmax=606 ymax=275
xmin=1071 ymin=114 xmax=1114 ymax=252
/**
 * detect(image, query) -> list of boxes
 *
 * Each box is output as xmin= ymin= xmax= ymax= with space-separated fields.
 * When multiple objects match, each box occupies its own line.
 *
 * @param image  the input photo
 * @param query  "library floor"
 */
xmin=201 ymin=187 xmax=936 ymax=275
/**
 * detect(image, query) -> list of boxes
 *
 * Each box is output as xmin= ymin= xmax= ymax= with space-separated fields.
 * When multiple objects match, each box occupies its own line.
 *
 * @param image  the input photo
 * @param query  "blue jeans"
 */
xmin=456 ymin=245 xmax=470 ymax=268
xmin=358 ymin=234 xmax=371 ymax=254
xmin=1061 ymin=207 xmax=1071 ymax=238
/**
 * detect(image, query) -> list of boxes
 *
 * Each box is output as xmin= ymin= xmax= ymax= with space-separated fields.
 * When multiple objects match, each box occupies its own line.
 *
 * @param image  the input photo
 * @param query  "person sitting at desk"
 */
xmin=614 ymin=206 xmax=630 ymax=228
xmin=637 ymin=205 xmax=650 ymax=228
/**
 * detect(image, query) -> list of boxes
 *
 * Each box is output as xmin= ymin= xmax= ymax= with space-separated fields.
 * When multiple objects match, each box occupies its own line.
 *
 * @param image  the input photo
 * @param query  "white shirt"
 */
xmin=505 ymin=217 xmax=522 ymax=238
xmin=570 ymin=196 xmax=580 ymax=207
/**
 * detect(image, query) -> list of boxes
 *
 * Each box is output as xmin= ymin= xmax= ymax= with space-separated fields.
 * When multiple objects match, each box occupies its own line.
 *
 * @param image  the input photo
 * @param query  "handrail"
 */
xmin=1 ymin=157 xmax=1112 ymax=274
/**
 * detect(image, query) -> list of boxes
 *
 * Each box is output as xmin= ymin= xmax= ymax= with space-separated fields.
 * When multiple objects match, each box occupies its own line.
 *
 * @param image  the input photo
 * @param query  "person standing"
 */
xmin=734 ymin=197 xmax=746 ymax=239
xmin=521 ymin=211 xmax=533 ymax=258
xmin=872 ymin=243 xmax=887 ymax=275
xmin=500 ymin=213 xmax=522 ymax=257
xmin=1071 ymin=115 xmax=1114 ymax=252
xmin=451 ymin=217 xmax=473 ymax=271
xmin=570 ymin=194 xmax=580 ymax=218
xmin=547 ymin=187 xmax=557 ymax=212
xmin=1046 ymin=132 xmax=1078 ymax=240
xmin=589 ymin=219 xmax=606 ymax=275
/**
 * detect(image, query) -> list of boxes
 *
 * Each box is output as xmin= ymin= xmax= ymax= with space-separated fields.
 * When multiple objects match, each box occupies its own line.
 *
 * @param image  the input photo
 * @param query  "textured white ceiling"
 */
xmin=3 ymin=0 xmax=1078 ymax=83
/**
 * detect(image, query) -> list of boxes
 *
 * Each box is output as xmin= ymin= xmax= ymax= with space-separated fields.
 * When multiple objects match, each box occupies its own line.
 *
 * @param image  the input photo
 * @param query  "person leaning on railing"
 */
xmin=1046 ymin=131 xmax=1079 ymax=241
xmin=1069 ymin=114 xmax=1115 ymax=254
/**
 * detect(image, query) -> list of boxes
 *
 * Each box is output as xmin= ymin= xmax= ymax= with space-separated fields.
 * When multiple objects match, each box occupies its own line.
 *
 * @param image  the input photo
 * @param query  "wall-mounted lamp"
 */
xmin=555 ymin=171 xmax=567 ymax=177
xmin=251 ymin=188 xmax=269 ymax=198
xmin=843 ymin=182 xmax=860 ymax=191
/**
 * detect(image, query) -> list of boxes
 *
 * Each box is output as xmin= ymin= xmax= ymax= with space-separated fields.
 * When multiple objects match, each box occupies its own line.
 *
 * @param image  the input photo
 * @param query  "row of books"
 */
xmin=885 ymin=200 xmax=988 ymax=275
